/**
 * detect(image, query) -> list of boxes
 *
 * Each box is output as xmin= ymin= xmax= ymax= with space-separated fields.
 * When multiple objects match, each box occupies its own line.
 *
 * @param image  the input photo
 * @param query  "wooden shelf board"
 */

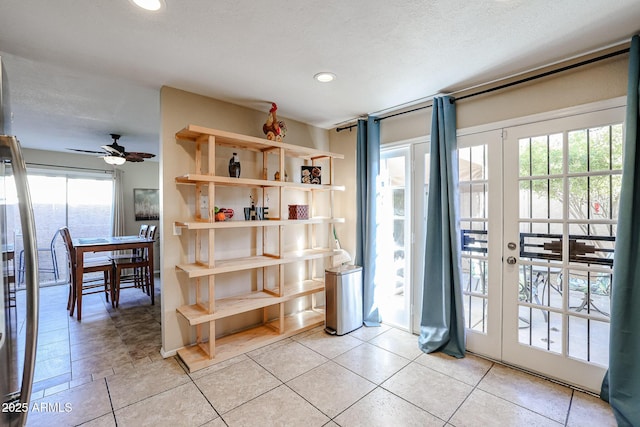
xmin=176 ymin=310 xmax=325 ymax=372
xmin=176 ymin=174 xmax=345 ymax=191
xmin=174 ymin=217 xmax=345 ymax=230
xmin=176 ymin=280 xmax=325 ymax=325
xmin=176 ymin=125 xmax=344 ymax=160
xmin=176 ymin=248 xmax=340 ymax=277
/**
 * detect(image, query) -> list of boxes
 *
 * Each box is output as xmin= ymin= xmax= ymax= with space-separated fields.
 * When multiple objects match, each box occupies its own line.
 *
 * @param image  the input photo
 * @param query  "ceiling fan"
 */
xmin=68 ymin=134 xmax=155 ymax=165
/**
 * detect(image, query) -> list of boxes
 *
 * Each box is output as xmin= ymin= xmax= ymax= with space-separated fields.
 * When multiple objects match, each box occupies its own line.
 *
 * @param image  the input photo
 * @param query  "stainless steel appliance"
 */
xmin=0 ymin=56 xmax=40 ymax=427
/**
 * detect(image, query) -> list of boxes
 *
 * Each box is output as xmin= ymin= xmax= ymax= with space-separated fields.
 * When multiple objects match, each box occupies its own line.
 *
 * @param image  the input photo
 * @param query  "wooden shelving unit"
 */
xmin=173 ymin=124 xmax=344 ymax=372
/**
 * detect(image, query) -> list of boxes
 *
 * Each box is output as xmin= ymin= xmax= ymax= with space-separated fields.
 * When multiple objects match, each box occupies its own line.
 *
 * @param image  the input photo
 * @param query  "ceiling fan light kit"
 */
xmin=103 ymin=155 xmax=126 ymax=165
xmin=129 ymin=0 xmax=165 ymax=12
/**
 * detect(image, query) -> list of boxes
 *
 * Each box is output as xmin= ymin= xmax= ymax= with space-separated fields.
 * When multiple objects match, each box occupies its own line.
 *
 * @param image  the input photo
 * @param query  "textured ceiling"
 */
xmin=0 ymin=0 xmax=639 ymax=157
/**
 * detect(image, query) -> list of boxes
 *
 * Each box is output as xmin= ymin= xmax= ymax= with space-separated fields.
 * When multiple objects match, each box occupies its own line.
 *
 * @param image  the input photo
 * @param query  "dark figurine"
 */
xmin=229 ymin=152 xmax=240 ymax=178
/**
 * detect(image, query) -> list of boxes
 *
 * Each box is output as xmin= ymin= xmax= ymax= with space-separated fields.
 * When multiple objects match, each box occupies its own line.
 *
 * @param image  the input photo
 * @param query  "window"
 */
xmin=10 ymin=169 xmax=114 ymax=287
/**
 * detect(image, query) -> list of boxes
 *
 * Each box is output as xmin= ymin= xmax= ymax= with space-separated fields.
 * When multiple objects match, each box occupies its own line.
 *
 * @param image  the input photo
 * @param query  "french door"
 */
xmin=460 ymin=104 xmax=624 ymax=392
xmin=501 ymin=107 xmax=623 ymax=391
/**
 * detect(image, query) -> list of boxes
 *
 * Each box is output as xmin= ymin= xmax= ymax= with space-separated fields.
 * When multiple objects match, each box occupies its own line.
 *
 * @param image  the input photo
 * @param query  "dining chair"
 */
xmin=59 ymin=226 xmax=114 ymax=321
xmin=111 ymin=225 xmax=156 ymax=307
xmin=111 ymin=224 xmax=149 ymax=262
xmin=18 ymin=229 xmax=61 ymax=285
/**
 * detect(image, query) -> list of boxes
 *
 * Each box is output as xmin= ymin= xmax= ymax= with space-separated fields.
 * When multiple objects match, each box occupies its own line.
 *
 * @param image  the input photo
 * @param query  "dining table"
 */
xmin=72 ymin=235 xmax=154 ymax=318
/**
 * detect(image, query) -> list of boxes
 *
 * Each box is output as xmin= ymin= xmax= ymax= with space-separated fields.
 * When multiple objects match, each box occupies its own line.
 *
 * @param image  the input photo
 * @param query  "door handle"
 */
xmin=506 ymin=256 xmax=517 ymax=265
xmin=0 ymin=135 xmax=39 ymax=427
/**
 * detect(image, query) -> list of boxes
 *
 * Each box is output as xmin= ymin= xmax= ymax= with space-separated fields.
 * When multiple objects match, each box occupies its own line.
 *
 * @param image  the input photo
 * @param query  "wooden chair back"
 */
xmin=146 ymin=225 xmax=157 ymax=241
xmin=138 ymin=224 xmax=149 ymax=238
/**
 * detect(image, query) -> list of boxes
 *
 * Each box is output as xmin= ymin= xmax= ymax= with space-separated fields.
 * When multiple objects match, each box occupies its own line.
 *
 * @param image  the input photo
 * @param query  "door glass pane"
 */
xmin=67 ymin=178 xmax=113 ymax=239
xmin=21 ymin=176 xmax=66 ymax=286
xmin=378 ymin=151 xmax=410 ymax=329
xmin=459 ymin=145 xmax=489 ymax=333
xmin=16 ymin=173 xmax=114 ymax=286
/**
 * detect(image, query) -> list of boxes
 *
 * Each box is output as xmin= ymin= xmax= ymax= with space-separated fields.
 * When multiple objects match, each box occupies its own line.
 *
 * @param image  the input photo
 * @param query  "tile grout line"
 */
xmin=443 ymin=359 xmax=496 ymax=424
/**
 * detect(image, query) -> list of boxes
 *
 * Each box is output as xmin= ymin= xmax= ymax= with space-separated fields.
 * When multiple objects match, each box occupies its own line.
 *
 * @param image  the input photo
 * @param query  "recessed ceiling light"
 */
xmin=130 ymin=0 xmax=165 ymax=11
xmin=314 ymin=72 xmax=336 ymax=83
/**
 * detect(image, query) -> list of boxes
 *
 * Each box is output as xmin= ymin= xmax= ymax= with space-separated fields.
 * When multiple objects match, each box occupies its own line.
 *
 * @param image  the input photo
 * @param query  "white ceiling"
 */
xmin=1 ymin=0 xmax=639 ymax=158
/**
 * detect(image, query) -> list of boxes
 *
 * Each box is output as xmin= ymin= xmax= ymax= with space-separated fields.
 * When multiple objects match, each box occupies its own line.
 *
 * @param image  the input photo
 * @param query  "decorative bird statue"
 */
xmin=263 ymin=102 xmax=286 ymax=141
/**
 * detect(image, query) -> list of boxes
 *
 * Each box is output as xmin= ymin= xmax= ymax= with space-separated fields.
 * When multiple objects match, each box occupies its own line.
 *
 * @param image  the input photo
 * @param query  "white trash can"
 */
xmin=324 ymin=265 xmax=363 ymax=335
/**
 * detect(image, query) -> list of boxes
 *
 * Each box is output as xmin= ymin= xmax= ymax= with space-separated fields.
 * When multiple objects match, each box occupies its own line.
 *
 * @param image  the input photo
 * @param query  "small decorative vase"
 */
xmin=229 ymin=153 xmax=240 ymax=178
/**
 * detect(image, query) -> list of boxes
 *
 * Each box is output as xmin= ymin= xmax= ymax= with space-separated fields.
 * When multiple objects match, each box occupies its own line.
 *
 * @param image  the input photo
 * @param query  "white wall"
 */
xmin=376 ymin=55 xmax=629 ymax=144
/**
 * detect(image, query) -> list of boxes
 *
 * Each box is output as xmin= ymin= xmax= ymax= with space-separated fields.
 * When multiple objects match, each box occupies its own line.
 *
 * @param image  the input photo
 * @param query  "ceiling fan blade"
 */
xmin=127 ymin=152 xmax=155 ymax=159
xmin=101 ymin=144 xmax=125 ymax=156
xmin=67 ymin=148 xmax=106 ymax=155
xmin=124 ymin=153 xmax=144 ymax=162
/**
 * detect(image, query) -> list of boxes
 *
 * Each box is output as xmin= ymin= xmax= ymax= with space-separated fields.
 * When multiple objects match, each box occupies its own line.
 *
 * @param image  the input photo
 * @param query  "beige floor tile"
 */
xmin=78 ymin=413 xmax=117 ymax=427
xmin=567 ymin=391 xmax=617 ymax=427
xmin=287 ymin=361 xmax=376 ymax=418
xmin=415 ymin=351 xmax=493 ymax=386
xmin=249 ymin=340 xmax=328 ymax=382
xmin=369 ymin=328 xmax=423 ymax=360
xmin=71 ymin=345 xmax=132 ymax=379
xmin=43 ymin=382 xmax=69 ymax=397
xmin=382 ymin=362 xmax=473 ymax=420
xmin=222 ymin=385 xmax=329 ymax=426
xmin=295 ymin=330 xmax=363 ymax=359
xmin=246 ymin=338 xmax=294 ymax=358
xmin=69 ymin=325 xmax=120 ymax=346
xmin=347 ymin=323 xmax=391 ymax=341
xmin=26 ymin=380 xmax=112 ymax=427
xmin=106 ymin=357 xmax=190 ymax=410
xmin=115 ymin=382 xmax=218 ymax=427
xmin=32 ymin=339 xmax=71 ymax=361
xmin=199 ymin=418 xmax=228 ymax=427
xmin=32 ymin=355 xmax=71 ymax=383
xmin=333 ymin=342 xmax=410 ymax=384
xmin=194 ymin=358 xmax=281 ymax=414
xmin=34 ymin=327 xmax=69 ymax=347
xmin=334 ymin=387 xmax=444 ymax=427
xmin=477 ymin=364 xmax=572 ymax=423
xmin=450 ymin=388 xmax=562 ymax=427
xmin=187 ymin=354 xmax=249 ymax=380
xmin=70 ymin=335 xmax=127 ymax=361
xmin=38 ymin=316 xmax=70 ymax=334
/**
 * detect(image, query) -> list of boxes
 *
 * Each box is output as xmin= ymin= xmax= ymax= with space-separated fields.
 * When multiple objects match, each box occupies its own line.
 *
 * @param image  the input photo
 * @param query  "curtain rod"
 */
xmin=335 ymin=46 xmax=630 ymax=133
xmin=26 ymin=162 xmax=115 ymax=174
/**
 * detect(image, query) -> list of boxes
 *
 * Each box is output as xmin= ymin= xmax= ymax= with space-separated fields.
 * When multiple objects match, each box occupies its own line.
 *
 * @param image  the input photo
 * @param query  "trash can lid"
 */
xmin=325 ymin=265 xmax=363 ymax=274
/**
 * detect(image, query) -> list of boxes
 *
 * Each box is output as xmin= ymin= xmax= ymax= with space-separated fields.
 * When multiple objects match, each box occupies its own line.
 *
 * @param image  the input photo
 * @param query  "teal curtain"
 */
xmin=418 ymin=96 xmax=465 ymax=358
xmin=600 ymin=34 xmax=640 ymax=427
xmin=355 ymin=117 xmax=381 ymax=326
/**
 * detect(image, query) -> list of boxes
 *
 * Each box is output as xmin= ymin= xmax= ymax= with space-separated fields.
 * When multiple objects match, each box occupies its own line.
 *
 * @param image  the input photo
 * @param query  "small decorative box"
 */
xmin=288 ymin=204 xmax=309 ymax=220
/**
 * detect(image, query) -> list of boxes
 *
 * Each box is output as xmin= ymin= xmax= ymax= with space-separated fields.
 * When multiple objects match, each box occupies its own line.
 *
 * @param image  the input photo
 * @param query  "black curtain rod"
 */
xmin=335 ymin=47 xmax=630 ymax=132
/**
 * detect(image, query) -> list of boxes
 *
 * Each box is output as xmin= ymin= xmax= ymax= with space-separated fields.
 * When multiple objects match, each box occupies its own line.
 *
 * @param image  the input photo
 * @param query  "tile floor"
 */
xmin=15 ymin=279 xmax=617 ymax=426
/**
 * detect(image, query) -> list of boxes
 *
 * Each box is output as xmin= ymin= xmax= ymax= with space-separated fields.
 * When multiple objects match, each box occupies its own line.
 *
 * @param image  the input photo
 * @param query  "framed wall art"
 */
xmin=134 ymin=188 xmax=159 ymax=221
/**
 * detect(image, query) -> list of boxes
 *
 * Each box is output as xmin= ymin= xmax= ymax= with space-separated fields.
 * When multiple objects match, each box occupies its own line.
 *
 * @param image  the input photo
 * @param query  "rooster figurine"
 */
xmin=263 ymin=102 xmax=286 ymax=141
